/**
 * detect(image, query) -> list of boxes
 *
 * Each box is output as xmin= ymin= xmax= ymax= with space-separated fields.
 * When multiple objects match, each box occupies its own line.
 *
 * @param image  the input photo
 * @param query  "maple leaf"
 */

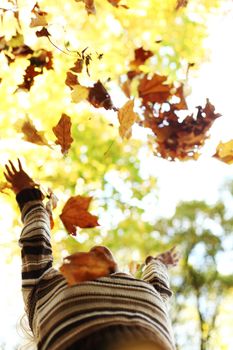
xmin=59 ymin=247 xmax=117 ymax=285
xmin=30 ymin=2 xmax=48 ymax=27
xmin=176 ymin=0 xmax=189 ymax=10
xmin=52 ymin=114 xmax=74 ymax=155
xmin=75 ymin=0 xmax=96 ymax=15
xmin=143 ymin=99 xmax=221 ymax=160
xmin=18 ymin=118 xmax=50 ymax=147
xmin=213 ymin=140 xmax=233 ymax=164
xmin=130 ymin=47 xmax=153 ymax=69
xmin=60 ymin=195 xmax=99 ymax=235
xmin=71 ymin=84 xmax=90 ymax=103
xmin=138 ymin=73 xmax=173 ymax=104
xmin=88 ymin=80 xmax=116 ymax=110
xmin=118 ymin=100 xmax=139 ymax=139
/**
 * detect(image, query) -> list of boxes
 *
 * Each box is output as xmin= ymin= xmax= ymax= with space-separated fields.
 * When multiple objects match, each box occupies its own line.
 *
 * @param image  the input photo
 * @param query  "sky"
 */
xmin=0 ymin=2 xmax=233 ymax=349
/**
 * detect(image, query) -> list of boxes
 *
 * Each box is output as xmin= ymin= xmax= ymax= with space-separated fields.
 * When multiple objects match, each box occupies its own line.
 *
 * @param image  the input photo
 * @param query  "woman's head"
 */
xmin=111 ymin=341 xmax=163 ymax=350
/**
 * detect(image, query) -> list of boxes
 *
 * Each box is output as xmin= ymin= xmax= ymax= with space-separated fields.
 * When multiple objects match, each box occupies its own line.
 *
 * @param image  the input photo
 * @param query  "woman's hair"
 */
xmin=17 ymin=313 xmax=37 ymax=350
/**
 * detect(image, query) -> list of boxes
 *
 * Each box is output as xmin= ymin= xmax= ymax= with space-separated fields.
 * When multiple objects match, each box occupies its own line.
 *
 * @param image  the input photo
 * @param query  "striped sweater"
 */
xmin=17 ymin=189 xmax=176 ymax=350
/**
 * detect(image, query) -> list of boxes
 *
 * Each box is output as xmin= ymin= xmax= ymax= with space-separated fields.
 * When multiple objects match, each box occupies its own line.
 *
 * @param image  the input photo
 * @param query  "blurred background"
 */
xmin=0 ymin=0 xmax=233 ymax=349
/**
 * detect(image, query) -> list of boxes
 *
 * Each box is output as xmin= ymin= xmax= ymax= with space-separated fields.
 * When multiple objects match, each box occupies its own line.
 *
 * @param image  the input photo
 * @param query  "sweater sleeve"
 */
xmin=141 ymin=258 xmax=172 ymax=303
xmin=16 ymin=188 xmax=53 ymax=314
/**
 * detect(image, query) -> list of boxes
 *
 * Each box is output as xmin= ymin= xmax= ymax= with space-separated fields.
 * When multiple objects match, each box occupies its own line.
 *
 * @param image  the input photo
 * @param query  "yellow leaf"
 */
xmin=213 ymin=140 xmax=233 ymax=164
xmin=118 ymin=99 xmax=139 ymax=139
xmin=71 ymin=85 xmax=89 ymax=103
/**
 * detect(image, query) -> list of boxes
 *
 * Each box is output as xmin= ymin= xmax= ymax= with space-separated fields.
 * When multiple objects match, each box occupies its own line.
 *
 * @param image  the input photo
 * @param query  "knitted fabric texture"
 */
xmin=17 ymin=189 xmax=176 ymax=350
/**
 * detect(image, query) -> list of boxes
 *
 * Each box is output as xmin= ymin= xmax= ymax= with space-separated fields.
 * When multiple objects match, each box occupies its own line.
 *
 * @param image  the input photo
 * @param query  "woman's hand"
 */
xmin=145 ymin=246 xmax=179 ymax=267
xmin=4 ymin=159 xmax=38 ymax=195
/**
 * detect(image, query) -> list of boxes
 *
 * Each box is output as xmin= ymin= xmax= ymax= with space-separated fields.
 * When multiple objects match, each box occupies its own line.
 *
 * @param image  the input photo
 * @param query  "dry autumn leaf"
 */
xmin=65 ymin=72 xmax=79 ymax=89
xmin=18 ymin=50 xmax=53 ymax=90
xmin=118 ymin=99 xmax=139 ymax=139
xmin=75 ymin=0 xmax=96 ymax=14
xmin=0 ymin=182 xmax=12 ymax=194
xmin=143 ymin=99 xmax=221 ymax=160
xmin=30 ymin=3 xmax=48 ymax=27
xmin=60 ymin=195 xmax=99 ymax=235
xmin=213 ymin=140 xmax=233 ymax=164
xmin=71 ymin=84 xmax=90 ymax=103
xmin=45 ymin=188 xmax=59 ymax=229
xmin=138 ymin=73 xmax=173 ymax=104
xmin=130 ymin=47 xmax=153 ymax=69
xmin=88 ymin=80 xmax=116 ymax=110
xmin=176 ymin=0 xmax=189 ymax=10
xmin=107 ymin=0 xmax=129 ymax=8
xmin=52 ymin=114 xmax=74 ymax=155
xmin=59 ymin=247 xmax=117 ymax=285
xmin=19 ymin=118 xmax=51 ymax=147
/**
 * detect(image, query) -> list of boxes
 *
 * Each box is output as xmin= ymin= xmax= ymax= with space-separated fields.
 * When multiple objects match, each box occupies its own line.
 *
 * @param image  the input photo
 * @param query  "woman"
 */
xmin=4 ymin=159 xmax=179 ymax=350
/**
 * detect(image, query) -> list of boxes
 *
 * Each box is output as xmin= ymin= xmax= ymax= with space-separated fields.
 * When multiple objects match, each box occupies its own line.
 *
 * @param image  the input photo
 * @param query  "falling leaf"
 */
xmin=75 ymin=0 xmax=96 ymax=15
xmin=65 ymin=72 xmax=79 ymax=89
xmin=30 ymin=3 xmax=48 ymax=27
xmin=52 ymin=114 xmax=73 ymax=155
xmin=45 ymin=188 xmax=59 ymax=229
xmin=71 ymin=84 xmax=89 ymax=103
xmin=36 ymin=27 xmax=50 ymax=37
xmin=60 ymin=247 xmax=117 ymax=285
xmin=70 ymin=58 xmax=83 ymax=73
xmin=173 ymin=84 xmax=188 ymax=110
xmin=60 ymin=195 xmax=99 ymax=235
xmin=143 ymin=99 xmax=221 ymax=160
xmin=130 ymin=47 xmax=153 ymax=69
xmin=213 ymin=140 xmax=233 ymax=164
xmin=19 ymin=118 xmax=50 ymax=147
xmin=107 ymin=0 xmax=129 ymax=8
xmin=120 ymin=80 xmax=131 ymax=98
xmin=118 ymin=100 xmax=139 ymax=139
xmin=176 ymin=0 xmax=189 ymax=10
xmin=18 ymin=50 xmax=53 ymax=90
xmin=88 ymin=80 xmax=115 ymax=110
xmin=0 ymin=182 xmax=12 ymax=194
xmin=138 ymin=73 xmax=172 ymax=104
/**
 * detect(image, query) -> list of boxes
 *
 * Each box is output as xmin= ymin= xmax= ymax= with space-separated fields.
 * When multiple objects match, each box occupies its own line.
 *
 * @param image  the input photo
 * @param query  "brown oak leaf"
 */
xmin=60 ymin=195 xmax=99 ymax=235
xmin=213 ymin=140 xmax=233 ymax=164
xmin=107 ymin=0 xmax=129 ymax=8
xmin=19 ymin=118 xmax=50 ymax=147
xmin=138 ymin=73 xmax=173 ymax=104
xmin=59 ymin=246 xmax=117 ymax=285
xmin=52 ymin=114 xmax=74 ymax=155
xmin=118 ymin=100 xmax=139 ymax=139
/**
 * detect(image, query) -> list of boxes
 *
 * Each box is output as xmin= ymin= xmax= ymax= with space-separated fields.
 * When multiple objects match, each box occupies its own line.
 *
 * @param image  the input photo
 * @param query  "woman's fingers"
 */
xmin=5 ymin=164 xmax=14 ymax=177
xmin=9 ymin=160 xmax=17 ymax=173
xmin=3 ymin=171 xmax=11 ymax=182
xmin=18 ymin=158 xmax=23 ymax=171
